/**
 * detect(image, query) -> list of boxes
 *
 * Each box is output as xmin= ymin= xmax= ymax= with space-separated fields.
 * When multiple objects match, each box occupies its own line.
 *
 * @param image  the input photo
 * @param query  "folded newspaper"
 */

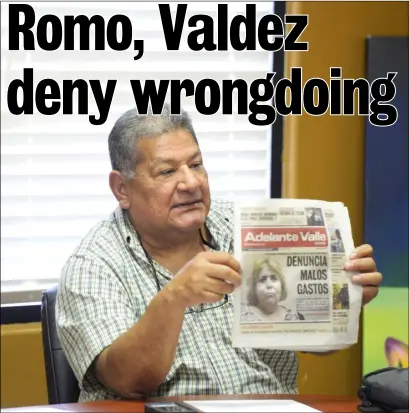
xmin=232 ymin=199 xmax=362 ymax=352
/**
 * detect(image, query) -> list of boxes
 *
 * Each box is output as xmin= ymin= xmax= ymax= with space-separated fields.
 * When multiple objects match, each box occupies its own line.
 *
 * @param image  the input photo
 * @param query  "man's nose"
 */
xmin=178 ymin=165 xmax=200 ymax=191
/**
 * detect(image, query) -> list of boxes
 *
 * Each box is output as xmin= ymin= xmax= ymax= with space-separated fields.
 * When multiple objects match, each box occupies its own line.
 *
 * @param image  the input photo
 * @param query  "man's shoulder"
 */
xmin=59 ymin=207 xmax=131 ymax=291
xmin=67 ymin=207 xmax=126 ymax=264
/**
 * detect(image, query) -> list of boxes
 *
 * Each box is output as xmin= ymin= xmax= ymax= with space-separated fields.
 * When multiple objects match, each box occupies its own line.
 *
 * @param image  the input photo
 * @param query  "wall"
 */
xmin=1 ymin=323 xmax=48 ymax=408
xmin=363 ymin=36 xmax=408 ymax=373
xmin=282 ymin=1 xmax=409 ymax=395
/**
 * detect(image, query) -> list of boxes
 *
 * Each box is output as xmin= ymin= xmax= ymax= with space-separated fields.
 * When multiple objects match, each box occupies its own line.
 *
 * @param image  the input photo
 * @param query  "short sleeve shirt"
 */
xmin=55 ymin=198 xmax=299 ymax=402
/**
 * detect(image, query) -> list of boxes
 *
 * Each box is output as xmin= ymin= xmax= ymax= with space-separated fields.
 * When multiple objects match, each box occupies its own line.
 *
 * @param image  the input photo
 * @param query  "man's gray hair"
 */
xmin=108 ymin=103 xmax=198 ymax=179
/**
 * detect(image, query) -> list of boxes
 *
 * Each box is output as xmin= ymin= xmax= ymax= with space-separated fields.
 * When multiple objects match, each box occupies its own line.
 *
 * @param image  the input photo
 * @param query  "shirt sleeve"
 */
xmin=55 ymin=253 xmax=136 ymax=391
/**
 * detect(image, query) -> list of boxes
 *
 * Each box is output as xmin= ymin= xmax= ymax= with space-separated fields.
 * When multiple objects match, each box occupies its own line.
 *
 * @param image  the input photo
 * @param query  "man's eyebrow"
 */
xmin=188 ymin=150 xmax=202 ymax=161
xmin=151 ymin=151 xmax=202 ymax=167
xmin=151 ymin=157 xmax=175 ymax=167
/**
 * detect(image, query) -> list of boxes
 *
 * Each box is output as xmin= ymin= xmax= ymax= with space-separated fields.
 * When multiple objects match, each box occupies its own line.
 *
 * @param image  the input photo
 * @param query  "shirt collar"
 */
xmin=204 ymin=201 xmax=234 ymax=253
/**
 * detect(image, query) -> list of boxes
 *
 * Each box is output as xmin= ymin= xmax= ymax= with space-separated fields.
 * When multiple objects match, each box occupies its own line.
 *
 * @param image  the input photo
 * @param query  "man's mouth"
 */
xmin=173 ymin=200 xmax=202 ymax=209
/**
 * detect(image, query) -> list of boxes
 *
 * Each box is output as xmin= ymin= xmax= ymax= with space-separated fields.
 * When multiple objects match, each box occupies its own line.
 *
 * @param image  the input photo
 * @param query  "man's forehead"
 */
xmin=151 ymin=149 xmax=202 ymax=165
xmin=136 ymin=141 xmax=201 ymax=165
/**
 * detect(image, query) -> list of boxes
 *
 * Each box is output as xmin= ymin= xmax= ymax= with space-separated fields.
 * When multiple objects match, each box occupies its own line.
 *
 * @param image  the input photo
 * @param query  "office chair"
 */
xmin=41 ymin=286 xmax=80 ymax=404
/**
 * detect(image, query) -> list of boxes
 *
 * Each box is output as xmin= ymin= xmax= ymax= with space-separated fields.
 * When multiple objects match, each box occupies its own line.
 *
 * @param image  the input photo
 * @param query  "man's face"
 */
xmin=125 ymin=129 xmax=211 ymax=234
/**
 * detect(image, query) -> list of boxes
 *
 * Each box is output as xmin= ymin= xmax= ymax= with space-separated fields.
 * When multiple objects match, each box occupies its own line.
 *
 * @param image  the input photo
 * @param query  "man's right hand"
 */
xmin=164 ymin=251 xmax=242 ymax=309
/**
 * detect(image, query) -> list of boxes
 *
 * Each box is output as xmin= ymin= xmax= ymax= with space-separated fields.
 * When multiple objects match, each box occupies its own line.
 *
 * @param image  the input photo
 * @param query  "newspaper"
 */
xmin=232 ymin=199 xmax=362 ymax=351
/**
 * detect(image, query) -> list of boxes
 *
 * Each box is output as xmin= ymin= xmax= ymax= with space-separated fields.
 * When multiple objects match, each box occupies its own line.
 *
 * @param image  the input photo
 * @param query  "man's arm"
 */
xmin=95 ymin=285 xmax=185 ymax=397
xmin=57 ymin=251 xmax=241 ymax=399
xmin=57 ymin=256 xmax=185 ymax=398
xmin=96 ymin=251 xmax=240 ymax=397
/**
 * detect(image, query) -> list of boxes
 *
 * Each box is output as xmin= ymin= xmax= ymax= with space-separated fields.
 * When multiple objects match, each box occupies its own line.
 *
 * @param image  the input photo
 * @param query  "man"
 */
xmin=55 ymin=105 xmax=382 ymax=402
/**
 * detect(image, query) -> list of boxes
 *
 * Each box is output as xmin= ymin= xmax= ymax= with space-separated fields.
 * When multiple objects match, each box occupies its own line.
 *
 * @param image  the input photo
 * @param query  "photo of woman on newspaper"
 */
xmin=241 ymin=257 xmax=305 ymax=322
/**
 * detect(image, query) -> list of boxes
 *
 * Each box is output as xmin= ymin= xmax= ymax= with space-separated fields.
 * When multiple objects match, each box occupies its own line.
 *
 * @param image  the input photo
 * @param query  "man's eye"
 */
xmin=159 ymin=169 xmax=174 ymax=176
xmin=191 ymin=162 xmax=203 ymax=169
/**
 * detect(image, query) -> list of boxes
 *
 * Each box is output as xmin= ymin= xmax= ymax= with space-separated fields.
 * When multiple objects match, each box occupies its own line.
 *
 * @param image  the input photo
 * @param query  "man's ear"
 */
xmin=109 ymin=171 xmax=131 ymax=209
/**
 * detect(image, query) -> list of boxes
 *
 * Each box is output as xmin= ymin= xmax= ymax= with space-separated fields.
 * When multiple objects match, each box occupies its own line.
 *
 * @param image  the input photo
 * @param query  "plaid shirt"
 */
xmin=56 ymin=198 xmax=299 ymax=402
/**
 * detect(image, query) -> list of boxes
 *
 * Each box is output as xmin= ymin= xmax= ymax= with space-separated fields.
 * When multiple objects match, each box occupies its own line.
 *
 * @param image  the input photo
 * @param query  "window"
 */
xmin=1 ymin=1 xmax=275 ymax=303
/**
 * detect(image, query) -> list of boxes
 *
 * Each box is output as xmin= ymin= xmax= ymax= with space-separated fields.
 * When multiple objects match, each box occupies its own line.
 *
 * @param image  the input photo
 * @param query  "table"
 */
xmin=1 ymin=394 xmax=361 ymax=413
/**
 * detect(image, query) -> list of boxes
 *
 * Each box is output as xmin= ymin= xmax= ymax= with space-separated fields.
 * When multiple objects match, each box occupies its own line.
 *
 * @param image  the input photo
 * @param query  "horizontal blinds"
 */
xmin=1 ymin=1 xmax=274 ymax=292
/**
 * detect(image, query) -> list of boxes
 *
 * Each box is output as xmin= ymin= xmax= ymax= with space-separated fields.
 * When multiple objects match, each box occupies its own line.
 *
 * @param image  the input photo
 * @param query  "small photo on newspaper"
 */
xmin=232 ymin=199 xmax=363 ymax=351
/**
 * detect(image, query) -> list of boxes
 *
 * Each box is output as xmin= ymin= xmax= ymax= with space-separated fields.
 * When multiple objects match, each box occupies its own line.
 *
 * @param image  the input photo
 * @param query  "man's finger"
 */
xmin=207 ymin=263 xmax=241 ymax=286
xmin=352 ymin=272 xmax=382 ymax=286
xmin=345 ymin=257 xmax=377 ymax=272
xmin=203 ymin=251 xmax=242 ymax=273
xmin=205 ymin=278 xmax=235 ymax=295
xmin=202 ymin=291 xmax=226 ymax=304
xmin=362 ymin=286 xmax=379 ymax=305
xmin=350 ymin=244 xmax=374 ymax=259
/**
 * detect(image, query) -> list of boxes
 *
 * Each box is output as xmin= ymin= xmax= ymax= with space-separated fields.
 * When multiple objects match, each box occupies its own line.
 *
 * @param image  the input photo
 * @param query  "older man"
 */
xmin=56 ymin=105 xmax=382 ymax=402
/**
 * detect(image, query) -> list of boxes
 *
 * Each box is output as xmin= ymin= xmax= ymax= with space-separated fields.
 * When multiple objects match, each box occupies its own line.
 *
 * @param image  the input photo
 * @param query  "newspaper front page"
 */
xmin=232 ymin=199 xmax=362 ymax=351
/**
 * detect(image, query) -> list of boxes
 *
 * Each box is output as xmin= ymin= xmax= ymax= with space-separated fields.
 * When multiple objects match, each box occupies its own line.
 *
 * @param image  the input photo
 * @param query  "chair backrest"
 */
xmin=41 ymin=285 xmax=80 ymax=404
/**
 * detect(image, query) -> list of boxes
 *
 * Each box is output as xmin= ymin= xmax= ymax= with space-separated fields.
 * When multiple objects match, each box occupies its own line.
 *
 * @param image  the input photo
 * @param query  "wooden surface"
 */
xmin=1 ymin=394 xmax=361 ymax=412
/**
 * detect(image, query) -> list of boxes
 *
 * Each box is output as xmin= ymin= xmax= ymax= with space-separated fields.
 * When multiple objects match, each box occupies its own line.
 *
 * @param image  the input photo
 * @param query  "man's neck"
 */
xmin=140 ymin=228 xmax=203 ymax=255
xmin=136 ymin=226 xmax=208 ymax=274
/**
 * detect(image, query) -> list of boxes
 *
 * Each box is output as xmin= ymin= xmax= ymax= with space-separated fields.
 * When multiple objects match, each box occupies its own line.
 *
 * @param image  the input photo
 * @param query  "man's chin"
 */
xmin=171 ymin=214 xmax=206 ymax=232
xmin=171 ymin=205 xmax=207 ymax=226
xmin=174 ymin=220 xmax=205 ymax=232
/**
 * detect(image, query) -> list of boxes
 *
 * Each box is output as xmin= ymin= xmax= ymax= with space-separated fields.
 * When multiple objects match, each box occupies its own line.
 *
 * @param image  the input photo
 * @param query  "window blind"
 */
xmin=1 ymin=1 xmax=274 ymax=303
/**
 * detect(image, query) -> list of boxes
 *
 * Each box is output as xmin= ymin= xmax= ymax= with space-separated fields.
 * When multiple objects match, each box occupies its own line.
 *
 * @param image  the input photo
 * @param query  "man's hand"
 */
xmin=165 ymin=251 xmax=241 ymax=308
xmin=344 ymin=244 xmax=382 ymax=306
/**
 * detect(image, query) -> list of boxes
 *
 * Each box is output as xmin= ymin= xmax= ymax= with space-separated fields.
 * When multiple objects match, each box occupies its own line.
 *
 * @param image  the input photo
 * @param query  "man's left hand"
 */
xmin=344 ymin=244 xmax=382 ymax=306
